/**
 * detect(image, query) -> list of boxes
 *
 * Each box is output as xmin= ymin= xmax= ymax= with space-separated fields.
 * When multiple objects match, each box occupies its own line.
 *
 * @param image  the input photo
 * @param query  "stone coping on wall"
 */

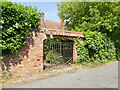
xmin=39 ymin=28 xmax=84 ymax=38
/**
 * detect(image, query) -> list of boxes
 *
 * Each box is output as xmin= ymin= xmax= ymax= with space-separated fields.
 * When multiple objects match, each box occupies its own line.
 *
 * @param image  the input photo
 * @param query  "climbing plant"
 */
xmin=74 ymin=31 xmax=116 ymax=65
xmin=1 ymin=2 xmax=40 ymax=54
xmin=57 ymin=2 xmax=120 ymax=64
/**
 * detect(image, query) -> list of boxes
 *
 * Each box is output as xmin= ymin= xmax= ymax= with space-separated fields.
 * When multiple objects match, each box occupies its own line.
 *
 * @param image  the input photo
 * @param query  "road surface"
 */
xmin=7 ymin=62 xmax=118 ymax=88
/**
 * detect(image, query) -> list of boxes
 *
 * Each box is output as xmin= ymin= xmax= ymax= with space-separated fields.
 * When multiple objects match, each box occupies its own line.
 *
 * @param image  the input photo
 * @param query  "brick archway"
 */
xmin=3 ymin=28 xmax=83 ymax=75
xmin=28 ymin=28 xmax=84 ymax=71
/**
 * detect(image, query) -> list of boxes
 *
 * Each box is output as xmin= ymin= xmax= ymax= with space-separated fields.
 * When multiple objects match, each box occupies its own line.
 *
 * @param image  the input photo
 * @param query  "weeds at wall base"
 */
xmin=74 ymin=59 xmax=117 ymax=69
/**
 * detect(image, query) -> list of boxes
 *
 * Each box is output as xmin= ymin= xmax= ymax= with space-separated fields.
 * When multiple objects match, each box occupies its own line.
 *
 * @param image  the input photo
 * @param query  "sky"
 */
xmin=10 ymin=1 xmax=61 ymax=22
xmin=8 ymin=0 xmax=118 ymax=22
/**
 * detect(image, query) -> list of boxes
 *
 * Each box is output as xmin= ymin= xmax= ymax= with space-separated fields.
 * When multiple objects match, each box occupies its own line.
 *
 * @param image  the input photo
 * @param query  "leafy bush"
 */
xmin=1 ymin=2 xmax=40 ymax=54
xmin=57 ymin=2 xmax=120 ymax=62
xmin=46 ymin=50 xmax=64 ymax=64
xmin=74 ymin=31 xmax=116 ymax=65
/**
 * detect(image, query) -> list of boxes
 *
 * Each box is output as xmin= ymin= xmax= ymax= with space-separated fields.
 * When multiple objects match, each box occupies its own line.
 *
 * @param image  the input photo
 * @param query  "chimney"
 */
xmin=60 ymin=19 xmax=64 ymax=30
xmin=40 ymin=12 xmax=46 ymax=29
xmin=40 ymin=12 xmax=45 ymax=19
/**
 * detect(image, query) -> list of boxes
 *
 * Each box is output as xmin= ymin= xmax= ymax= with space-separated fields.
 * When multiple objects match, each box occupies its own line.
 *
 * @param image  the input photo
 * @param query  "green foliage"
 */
xmin=44 ymin=38 xmax=72 ymax=55
xmin=44 ymin=38 xmax=70 ymax=44
xmin=74 ymin=31 xmax=116 ymax=65
xmin=1 ymin=73 xmax=11 ymax=84
xmin=44 ymin=38 xmax=73 ymax=64
xmin=46 ymin=50 xmax=64 ymax=64
xmin=57 ymin=2 xmax=120 ymax=65
xmin=1 ymin=2 xmax=40 ymax=54
xmin=57 ymin=2 xmax=120 ymax=33
xmin=57 ymin=2 xmax=120 ymax=48
xmin=0 ymin=56 xmax=4 ymax=60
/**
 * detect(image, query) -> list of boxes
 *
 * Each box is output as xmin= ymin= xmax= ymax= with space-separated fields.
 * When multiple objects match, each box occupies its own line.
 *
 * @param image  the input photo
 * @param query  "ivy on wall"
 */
xmin=1 ymin=2 xmax=40 ymax=54
xmin=57 ymin=2 xmax=120 ymax=65
xmin=74 ymin=31 xmax=116 ymax=65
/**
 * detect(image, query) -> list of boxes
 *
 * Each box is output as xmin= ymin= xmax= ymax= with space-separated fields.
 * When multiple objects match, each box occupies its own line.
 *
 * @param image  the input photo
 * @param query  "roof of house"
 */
xmin=40 ymin=19 xmax=60 ymax=29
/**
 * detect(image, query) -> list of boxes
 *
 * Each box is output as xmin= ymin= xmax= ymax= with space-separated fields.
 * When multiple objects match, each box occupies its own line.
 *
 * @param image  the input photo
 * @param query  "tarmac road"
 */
xmin=7 ymin=61 xmax=118 ymax=88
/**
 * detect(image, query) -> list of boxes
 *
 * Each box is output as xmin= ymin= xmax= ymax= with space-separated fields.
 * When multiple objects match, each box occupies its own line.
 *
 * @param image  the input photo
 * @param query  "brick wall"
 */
xmin=3 ymin=31 xmax=47 ymax=76
xmin=3 ymin=30 xmax=78 ymax=76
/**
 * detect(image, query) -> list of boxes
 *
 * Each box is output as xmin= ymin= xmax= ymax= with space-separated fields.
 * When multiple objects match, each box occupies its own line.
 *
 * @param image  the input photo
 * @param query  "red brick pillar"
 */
xmin=40 ymin=12 xmax=45 ymax=19
xmin=38 ymin=33 xmax=47 ymax=71
xmin=73 ymin=42 xmax=78 ymax=61
xmin=28 ymin=31 xmax=47 ymax=71
xmin=40 ymin=12 xmax=46 ymax=29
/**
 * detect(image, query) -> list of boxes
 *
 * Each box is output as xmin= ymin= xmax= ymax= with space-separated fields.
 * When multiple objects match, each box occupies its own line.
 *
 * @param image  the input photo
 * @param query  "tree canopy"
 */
xmin=57 ymin=2 xmax=120 ymax=37
xmin=57 ymin=2 xmax=120 ymax=64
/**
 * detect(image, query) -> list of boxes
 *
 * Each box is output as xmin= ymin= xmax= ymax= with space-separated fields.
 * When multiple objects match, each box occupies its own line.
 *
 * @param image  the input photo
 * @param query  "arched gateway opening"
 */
xmin=37 ymin=28 xmax=84 ymax=70
xmin=43 ymin=38 xmax=74 ymax=69
xmin=39 ymin=12 xmax=84 ymax=70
